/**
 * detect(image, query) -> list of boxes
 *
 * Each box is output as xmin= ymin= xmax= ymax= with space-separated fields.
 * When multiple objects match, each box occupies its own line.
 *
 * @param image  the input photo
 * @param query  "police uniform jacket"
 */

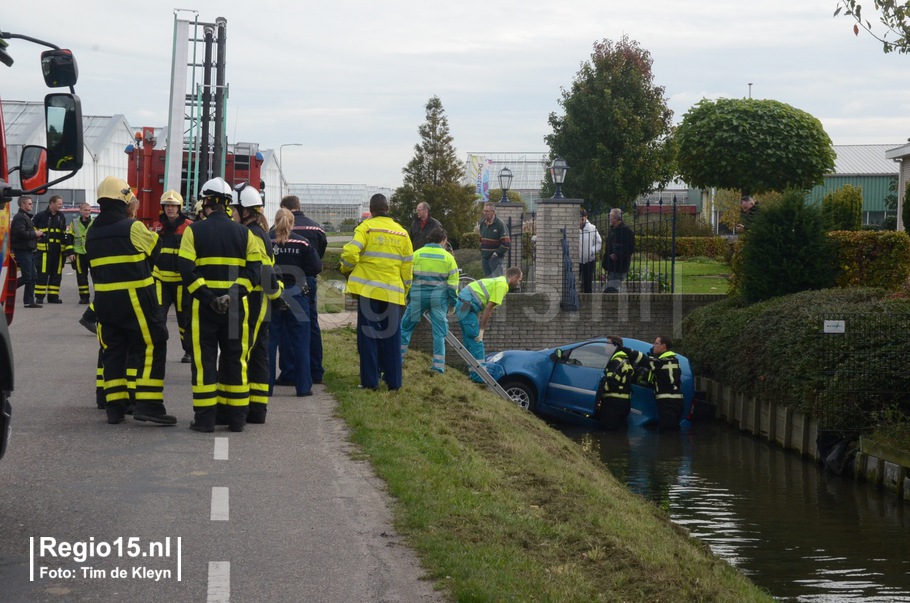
xmin=292 ymin=211 xmax=327 ymax=259
xmin=340 ymin=215 xmax=413 ymax=306
xmin=272 ymin=232 xmax=322 ymax=291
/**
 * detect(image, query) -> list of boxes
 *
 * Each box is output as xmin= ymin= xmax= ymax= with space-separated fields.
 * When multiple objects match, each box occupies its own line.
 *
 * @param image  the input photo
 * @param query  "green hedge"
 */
xmin=830 ymin=230 xmax=910 ymax=290
xmin=636 ymin=235 xmax=729 ymax=259
xmin=680 ymin=288 xmax=910 ymax=427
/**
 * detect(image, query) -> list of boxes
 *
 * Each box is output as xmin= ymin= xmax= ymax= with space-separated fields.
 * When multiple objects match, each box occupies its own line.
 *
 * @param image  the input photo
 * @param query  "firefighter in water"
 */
xmin=150 ymin=189 xmax=192 ymax=363
xmin=230 ymin=183 xmax=281 ymax=424
xmin=648 ymin=335 xmax=684 ymax=431
xmin=66 ymin=202 xmax=94 ymax=304
xmin=595 ymin=336 xmax=635 ymax=430
xmin=178 ymin=177 xmax=262 ymax=433
xmin=33 ymin=194 xmax=70 ymax=303
xmin=85 ymin=176 xmax=176 ymax=426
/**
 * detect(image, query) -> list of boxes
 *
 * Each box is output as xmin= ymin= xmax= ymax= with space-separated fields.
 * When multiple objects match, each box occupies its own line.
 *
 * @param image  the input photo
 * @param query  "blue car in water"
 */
xmin=484 ymin=337 xmax=694 ymax=429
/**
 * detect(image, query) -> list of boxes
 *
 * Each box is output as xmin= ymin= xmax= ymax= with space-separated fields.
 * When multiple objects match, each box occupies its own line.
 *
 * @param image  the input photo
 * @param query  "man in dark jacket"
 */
xmin=407 ymin=202 xmax=442 ymax=251
xmin=278 ymin=195 xmax=327 ymax=385
xmin=603 ymin=208 xmax=634 ymax=293
xmin=479 ymin=202 xmax=510 ymax=277
xmin=648 ymin=335 xmax=683 ymax=431
xmin=10 ymin=196 xmax=42 ymax=308
xmin=32 ymin=194 xmax=70 ymax=303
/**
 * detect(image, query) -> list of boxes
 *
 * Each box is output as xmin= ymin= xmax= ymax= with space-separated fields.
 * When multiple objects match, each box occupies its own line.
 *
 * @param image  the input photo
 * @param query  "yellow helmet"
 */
xmin=194 ymin=200 xmax=204 ymax=214
xmin=161 ymin=189 xmax=184 ymax=206
xmin=97 ymin=176 xmax=136 ymax=204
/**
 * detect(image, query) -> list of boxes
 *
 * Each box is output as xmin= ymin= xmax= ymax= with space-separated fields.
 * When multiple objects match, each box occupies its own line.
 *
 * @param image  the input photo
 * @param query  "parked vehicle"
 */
xmin=484 ymin=337 xmax=694 ymax=429
xmin=0 ymin=31 xmax=84 ymax=460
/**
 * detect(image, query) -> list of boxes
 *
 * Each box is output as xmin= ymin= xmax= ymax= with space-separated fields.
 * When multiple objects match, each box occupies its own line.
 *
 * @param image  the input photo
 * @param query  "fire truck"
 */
xmin=126 ymin=14 xmax=263 ymax=227
xmin=0 ymin=30 xmax=84 ymax=460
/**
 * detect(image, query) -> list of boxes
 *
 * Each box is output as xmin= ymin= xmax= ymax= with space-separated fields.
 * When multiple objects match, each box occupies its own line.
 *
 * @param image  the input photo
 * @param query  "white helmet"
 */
xmin=232 ymin=182 xmax=263 ymax=208
xmin=199 ymin=177 xmax=232 ymax=204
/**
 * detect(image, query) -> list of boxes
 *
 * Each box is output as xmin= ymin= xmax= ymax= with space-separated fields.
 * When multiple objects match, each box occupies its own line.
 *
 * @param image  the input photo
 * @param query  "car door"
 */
xmin=545 ymin=342 xmax=614 ymax=415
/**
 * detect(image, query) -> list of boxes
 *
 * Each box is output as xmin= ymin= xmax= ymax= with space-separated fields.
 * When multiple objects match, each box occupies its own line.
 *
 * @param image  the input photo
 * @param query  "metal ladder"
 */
xmin=423 ymin=313 xmax=513 ymax=402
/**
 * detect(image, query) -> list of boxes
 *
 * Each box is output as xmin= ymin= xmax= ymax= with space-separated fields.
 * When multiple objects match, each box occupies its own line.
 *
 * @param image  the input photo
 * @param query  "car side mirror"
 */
xmin=551 ymin=348 xmax=565 ymax=363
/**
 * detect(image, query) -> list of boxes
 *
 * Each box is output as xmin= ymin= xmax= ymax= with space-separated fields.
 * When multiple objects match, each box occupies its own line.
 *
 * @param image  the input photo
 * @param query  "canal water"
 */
xmin=562 ymin=421 xmax=910 ymax=602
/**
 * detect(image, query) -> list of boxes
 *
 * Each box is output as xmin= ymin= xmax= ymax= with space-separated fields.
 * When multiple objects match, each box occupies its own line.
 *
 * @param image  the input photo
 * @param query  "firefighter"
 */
xmin=648 ymin=335 xmax=684 ymax=431
xmin=66 ymin=202 xmax=94 ymax=303
xmin=85 ymin=176 xmax=176 ymax=426
xmin=150 ymin=190 xmax=192 ymax=363
xmin=595 ymin=336 xmax=635 ymax=430
xmin=400 ymin=227 xmax=459 ymax=374
xmin=178 ymin=177 xmax=262 ymax=432
xmin=340 ymin=193 xmax=413 ymax=391
xmin=231 ymin=183 xmax=281 ymax=423
xmin=33 ymin=194 xmax=70 ymax=303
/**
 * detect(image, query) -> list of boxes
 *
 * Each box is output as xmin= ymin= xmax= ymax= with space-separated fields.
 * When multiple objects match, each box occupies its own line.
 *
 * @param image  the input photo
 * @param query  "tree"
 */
xmin=487 ymin=189 xmax=526 ymax=208
xmin=545 ymin=36 xmax=675 ymax=214
xmin=835 ymin=1 xmax=910 ymax=53
xmin=737 ymin=190 xmax=835 ymax=304
xmin=390 ymin=96 xmax=478 ymax=245
xmin=821 ymin=184 xmax=863 ymax=231
xmin=675 ymin=98 xmax=836 ymax=197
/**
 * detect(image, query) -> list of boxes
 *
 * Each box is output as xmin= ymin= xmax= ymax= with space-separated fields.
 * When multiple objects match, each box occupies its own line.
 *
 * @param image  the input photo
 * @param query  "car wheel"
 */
xmin=500 ymin=378 xmax=537 ymax=411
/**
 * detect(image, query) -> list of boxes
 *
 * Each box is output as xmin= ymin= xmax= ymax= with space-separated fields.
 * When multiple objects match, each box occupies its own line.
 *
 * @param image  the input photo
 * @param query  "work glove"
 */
xmin=474 ymin=329 xmax=484 ymax=343
xmin=210 ymin=294 xmax=230 ymax=315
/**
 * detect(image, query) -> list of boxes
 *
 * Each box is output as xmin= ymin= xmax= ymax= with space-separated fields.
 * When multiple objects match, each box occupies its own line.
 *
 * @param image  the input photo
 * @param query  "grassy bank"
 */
xmin=322 ymin=329 xmax=771 ymax=602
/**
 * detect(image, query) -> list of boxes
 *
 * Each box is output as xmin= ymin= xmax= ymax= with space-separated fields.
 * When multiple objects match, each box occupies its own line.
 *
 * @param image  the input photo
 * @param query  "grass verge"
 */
xmin=675 ymin=258 xmax=731 ymax=294
xmin=322 ymin=329 xmax=772 ymax=602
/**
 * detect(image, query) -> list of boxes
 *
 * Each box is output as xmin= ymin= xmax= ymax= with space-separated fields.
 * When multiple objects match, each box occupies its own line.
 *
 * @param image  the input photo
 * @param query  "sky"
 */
xmin=4 ymin=1 xmax=910 ymax=190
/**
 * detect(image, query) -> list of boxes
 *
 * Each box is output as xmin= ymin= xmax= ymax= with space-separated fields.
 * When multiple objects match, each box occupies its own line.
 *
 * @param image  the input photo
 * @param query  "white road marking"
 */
xmin=207 ymin=561 xmax=230 ymax=602
xmin=211 ymin=487 xmax=229 ymax=521
xmin=214 ymin=437 xmax=229 ymax=460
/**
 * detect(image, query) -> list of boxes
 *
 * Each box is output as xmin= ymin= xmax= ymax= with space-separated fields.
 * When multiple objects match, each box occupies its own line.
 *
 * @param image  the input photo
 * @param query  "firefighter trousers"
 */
xmin=36 ymin=245 xmax=64 ymax=301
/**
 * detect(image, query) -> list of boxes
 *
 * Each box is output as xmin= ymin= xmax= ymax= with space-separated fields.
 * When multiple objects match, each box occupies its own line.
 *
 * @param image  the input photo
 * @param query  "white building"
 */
xmin=286 ymin=184 xmax=393 ymax=228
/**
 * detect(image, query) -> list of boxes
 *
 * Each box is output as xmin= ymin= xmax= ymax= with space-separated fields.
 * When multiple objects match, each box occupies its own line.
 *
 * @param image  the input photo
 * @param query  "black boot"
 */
xmin=246 ymin=402 xmax=267 ymax=424
xmin=133 ymin=402 xmax=177 ymax=426
xmin=105 ymin=401 xmax=127 ymax=424
xmin=229 ymin=405 xmax=248 ymax=433
xmin=190 ymin=407 xmax=215 ymax=433
xmin=215 ymin=404 xmax=231 ymax=426
xmin=96 ymin=388 xmax=106 ymax=410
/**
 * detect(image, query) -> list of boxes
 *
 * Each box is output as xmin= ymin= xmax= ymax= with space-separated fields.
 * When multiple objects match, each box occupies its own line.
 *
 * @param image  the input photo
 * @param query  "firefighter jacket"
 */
xmin=177 ymin=211 xmax=262 ymax=308
xmin=649 ymin=351 xmax=683 ymax=400
xmin=67 ymin=216 xmax=93 ymax=255
xmin=479 ymin=216 xmax=510 ymax=260
xmin=32 ymin=208 xmax=70 ymax=254
xmin=10 ymin=208 xmax=38 ymax=252
xmin=271 ymin=233 xmax=322 ymax=290
xmin=292 ymin=211 xmax=327 ymax=259
xmin=411 ymin=243 xmax=458 ymax=293
xmin=248 ymin=222 xmax=282 ymax=301
xmin=85 ymin=213 xmax=161 ymax=326
xmin=601 ymin=349 xmax=634 ymax=400
xmin=150 ymin=213 xmax=190 ymax=283
xmin=340 ymin=215 xmax=413 ymax=306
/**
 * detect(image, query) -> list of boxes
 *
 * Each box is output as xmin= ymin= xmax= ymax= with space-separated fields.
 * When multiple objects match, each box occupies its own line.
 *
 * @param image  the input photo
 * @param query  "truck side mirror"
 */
xmin=19 ymin=146 xmax=48 ymax=192
xmin=40 ymin=49 xmax=78 ymax=88
xmin=45 ymin=93 xmax=83 ymax=172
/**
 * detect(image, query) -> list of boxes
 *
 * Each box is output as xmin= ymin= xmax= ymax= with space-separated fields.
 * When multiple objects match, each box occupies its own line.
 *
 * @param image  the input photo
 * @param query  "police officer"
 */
xmin=178 ymin=177 xmax=262 ymax=432
xmin=596 ymin=336 xmax=635 ymax=430
xmin=85 ymin=177 xmax=176 ymax=426
xmin=232 ymin=183 xmax=281 ymax=424
xmin=150 ymin=190 xmax=192 ymax=362
xmin=400 ymin=227 xmax=459 ymax=374
xmin=340 ymin=193 xmax=413 ymax=391
xmin=33 ymin=194 xmax=70 ymax=303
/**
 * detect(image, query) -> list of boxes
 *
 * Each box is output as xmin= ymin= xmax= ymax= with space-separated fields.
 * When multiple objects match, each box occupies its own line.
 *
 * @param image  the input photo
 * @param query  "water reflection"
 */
xmin=564 ymin=422 xmax=910 ymax=602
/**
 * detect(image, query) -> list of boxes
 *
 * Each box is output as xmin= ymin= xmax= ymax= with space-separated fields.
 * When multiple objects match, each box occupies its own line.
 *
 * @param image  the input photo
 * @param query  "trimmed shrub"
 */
xmin=680 ymin=288 xmax=910 ymax=426
xmin=460 ymin=232 xmax=480 ymax=251
xmin=738 ymin=189 xmax=834 ymax=303
xmin=635 ymin=236 xmax=729 ymax=259
xmin=821 ymin=184 xmax=862 ymax=231
xmin=830 ymin=230 xmax=910 ymax=290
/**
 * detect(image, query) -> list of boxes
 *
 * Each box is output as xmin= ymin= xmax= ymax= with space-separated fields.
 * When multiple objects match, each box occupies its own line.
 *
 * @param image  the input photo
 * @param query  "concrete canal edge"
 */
xmin=697 ymin=376 xmax=910 ymax=501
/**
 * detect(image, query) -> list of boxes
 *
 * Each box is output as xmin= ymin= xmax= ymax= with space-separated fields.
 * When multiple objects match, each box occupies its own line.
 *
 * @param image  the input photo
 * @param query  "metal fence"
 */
xmin=815 ymin=312 xmax=910 ymax=433
xmin=503 ymin=212 xmax=536 ymax=292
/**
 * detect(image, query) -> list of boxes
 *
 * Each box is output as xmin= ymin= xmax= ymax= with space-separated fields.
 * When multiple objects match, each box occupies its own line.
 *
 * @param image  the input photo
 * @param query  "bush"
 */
xmin=821 ymin=184 xmax=863 ymax=231
xmin=737 ymin=189 xmax=834 ymax=303
xmin=882 ymin=216 xmax=898 ymax=231
xmin=680 ymin=288 xmax=910 ymax=426
xmin=830 ymin=230 xmax=910 ymax=290
xmin=635 ymin=235 xmax=728 ymax=259
xmin=452 ymin=248 xmax=484 ymax=279
xmin=459 ymin=232 xmax=480 ymax=251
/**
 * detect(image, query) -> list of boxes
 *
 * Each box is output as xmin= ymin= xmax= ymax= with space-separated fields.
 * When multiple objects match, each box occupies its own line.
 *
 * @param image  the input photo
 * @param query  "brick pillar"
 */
xmin=534 ymin=198 xmax=582 ymax=293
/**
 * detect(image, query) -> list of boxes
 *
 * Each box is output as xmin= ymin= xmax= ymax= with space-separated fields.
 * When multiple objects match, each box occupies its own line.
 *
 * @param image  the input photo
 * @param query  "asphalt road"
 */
xmin=0 ymin=277 xmax=440 ymax=602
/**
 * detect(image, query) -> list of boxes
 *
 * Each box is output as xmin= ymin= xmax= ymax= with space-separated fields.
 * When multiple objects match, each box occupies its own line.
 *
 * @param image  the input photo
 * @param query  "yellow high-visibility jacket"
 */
xmin=340 ymin=215 xmax=413 ymax=305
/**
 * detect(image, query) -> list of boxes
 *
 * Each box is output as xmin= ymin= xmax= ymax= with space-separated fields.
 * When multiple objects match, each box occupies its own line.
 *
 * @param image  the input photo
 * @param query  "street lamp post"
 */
xmin=550 ymin=157 xmax=569 ymax=199
xmin=279 ymin=143 xmax=302 ymax=173
xmin=498 ymin=167 xmax=513 ymax=203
